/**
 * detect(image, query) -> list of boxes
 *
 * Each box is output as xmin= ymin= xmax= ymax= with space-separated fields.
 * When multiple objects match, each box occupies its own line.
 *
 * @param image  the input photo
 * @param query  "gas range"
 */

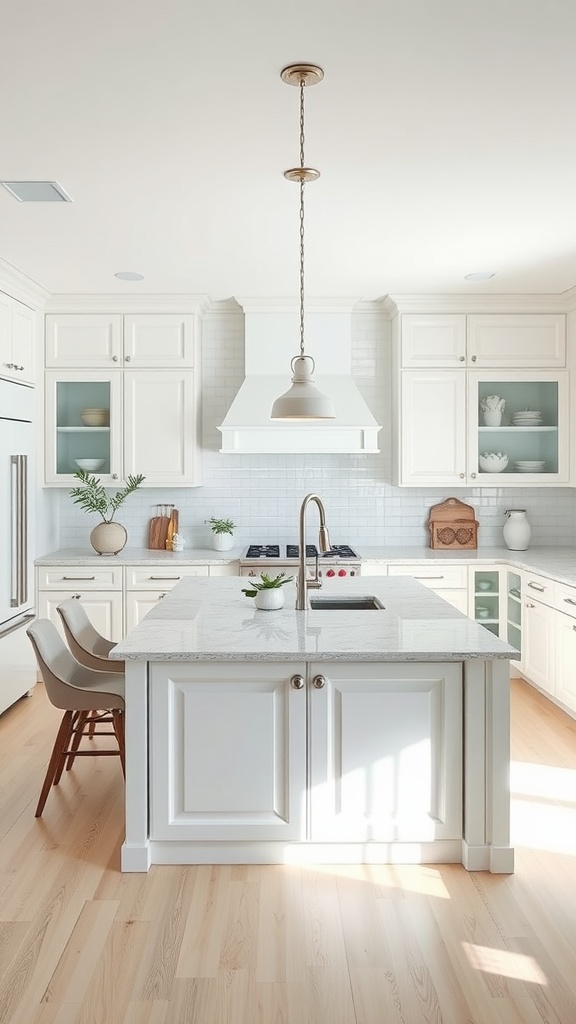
xmin=239 ymin=543 xmax=361 ymax=580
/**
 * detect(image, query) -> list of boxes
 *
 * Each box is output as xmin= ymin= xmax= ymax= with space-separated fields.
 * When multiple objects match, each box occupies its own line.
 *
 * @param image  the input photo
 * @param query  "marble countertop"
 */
xmin=34 ymin=545 xmax=576 ymax=588
xmin=109 ymin=575 xmax=518 ymax=663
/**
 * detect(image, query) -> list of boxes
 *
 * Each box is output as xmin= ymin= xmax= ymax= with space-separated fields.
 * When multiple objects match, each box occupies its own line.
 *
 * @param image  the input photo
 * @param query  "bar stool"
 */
xmin=56 ymin=597 xmax=124 ymax=673
xmin=27 ymin=619 xmax=125 ymax=818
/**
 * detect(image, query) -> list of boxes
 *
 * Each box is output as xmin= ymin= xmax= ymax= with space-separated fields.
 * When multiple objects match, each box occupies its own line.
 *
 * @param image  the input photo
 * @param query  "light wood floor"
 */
xmin=1 ymin=679 xmax=576 ymax=1023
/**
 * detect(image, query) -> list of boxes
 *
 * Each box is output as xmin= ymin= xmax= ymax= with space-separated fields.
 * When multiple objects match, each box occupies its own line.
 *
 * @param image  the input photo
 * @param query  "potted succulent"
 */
xmin=205 ymin=516 xmax=237 ymax=551
xmin=242 ymin=571 xmax=294 ymax=610
xmin=69 ymin=469 xmax=145 ymax=555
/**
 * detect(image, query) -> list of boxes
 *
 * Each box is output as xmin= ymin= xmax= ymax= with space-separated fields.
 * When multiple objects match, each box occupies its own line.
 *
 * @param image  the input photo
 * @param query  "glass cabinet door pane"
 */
xmin=477 ymin=380 xmax=559 ymax=476
xmin=507 ymin=570 xmax=522 ymax=660
xmin=56 ymin=380 xmax=111 ymax=476
xmin=474 ymin=570 xmax=499 ymax=634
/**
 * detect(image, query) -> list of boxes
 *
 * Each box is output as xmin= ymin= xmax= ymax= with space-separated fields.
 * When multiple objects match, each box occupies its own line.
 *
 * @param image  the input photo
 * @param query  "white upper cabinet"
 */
xmin=0 ymin=292 xmax=36 ymax=384
xmin=400 ymin=371 xmax=467 ymax=485
xmin=46 ymin=313 xmax=196 ymax=368
xmin=400 ymin=313 xmax=566 ymax=369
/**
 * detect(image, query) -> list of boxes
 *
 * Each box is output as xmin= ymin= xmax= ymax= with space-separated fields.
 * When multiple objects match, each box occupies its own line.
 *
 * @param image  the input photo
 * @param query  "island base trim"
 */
xmin=461 ymin=841 xmax=514 ymax=874
xmin=121 ymin=841 xmax=151 ymax=873
xmin=142 ymin=839 xmax=464 ymax=868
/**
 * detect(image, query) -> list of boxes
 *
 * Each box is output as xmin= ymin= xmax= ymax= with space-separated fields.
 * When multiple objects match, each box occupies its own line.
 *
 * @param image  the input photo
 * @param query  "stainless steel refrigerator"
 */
xmin=0 ymin=377 xmax=37 ymax=715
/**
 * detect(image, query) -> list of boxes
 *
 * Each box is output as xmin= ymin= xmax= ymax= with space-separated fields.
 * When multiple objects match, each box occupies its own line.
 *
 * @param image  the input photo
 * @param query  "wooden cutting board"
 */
xmin=428 ymin=497 xmax=479 ymax=550
xmin=148 ymin=514 xmax=170 ymax=550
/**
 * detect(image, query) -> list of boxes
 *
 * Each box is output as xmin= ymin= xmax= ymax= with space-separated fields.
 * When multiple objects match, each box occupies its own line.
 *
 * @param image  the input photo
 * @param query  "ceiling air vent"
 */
xmin=0 ymin=181 xmax=73 ymax=202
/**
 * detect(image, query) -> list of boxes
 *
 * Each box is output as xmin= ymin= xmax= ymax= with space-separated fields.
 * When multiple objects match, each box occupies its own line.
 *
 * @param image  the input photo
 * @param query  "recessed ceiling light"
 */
xmin=464 ymin=271 xmax=496 ymax=282
xmin=0 ymin=180 xmax=72 ymax=202
xmin=114 ymin=271 xmax=145 ymax=281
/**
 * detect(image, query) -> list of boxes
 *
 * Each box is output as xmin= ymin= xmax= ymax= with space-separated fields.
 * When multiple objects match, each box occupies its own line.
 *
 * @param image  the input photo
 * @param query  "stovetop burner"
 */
xmin=245 ymin=544 xmax=280 ymax=559
xmin=286 ymin=544 xmax=319 ymax=559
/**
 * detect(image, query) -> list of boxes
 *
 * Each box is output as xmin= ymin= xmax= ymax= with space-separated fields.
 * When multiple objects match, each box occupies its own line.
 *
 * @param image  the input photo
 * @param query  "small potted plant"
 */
xmin=242 ymin=571 xmax=294 ymax=610
xmin=69 ymin=469 xmax=145 ymax=554
xmin=205 ymin=516 xmax=237 ymax=551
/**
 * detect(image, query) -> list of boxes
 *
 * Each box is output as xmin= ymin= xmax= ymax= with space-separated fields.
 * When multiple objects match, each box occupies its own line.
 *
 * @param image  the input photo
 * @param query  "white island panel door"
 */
xmin=400 ymin=372 xmax=466 ymax=485
xmin=150 ymin=662 xmax=307 ymax=841
xmin=123 ymin=370 xmax=200 ymax=486
xmin=309 ymin=662 xmax=462 ymax=843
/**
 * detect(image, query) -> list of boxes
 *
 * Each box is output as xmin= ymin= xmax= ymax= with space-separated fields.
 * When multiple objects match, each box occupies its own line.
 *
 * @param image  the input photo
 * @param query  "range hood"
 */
xmin=218 ymin=299 xmax=381 ymax=454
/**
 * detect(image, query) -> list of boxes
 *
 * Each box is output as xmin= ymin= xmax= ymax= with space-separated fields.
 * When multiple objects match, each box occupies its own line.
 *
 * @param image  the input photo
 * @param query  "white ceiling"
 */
xmin=2 ymin=0 xmax=576 ymax=301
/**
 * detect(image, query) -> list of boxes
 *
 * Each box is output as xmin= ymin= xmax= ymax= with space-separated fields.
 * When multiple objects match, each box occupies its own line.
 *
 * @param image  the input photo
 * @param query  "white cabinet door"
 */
xmin=555 ymin=612 xmax=576 ymax=713
xmin=400 ymin=314 xmax=467 ymax=367
xmin=0 ymin=294 xmax=36 ymax=384
xmin=125 ymin=591 xmax=167 ymax=632
xmin=468 ymin=314 xmax=566 ymax=368
xmin=308 ymin=661 xmax=462 ymax=842
xmin=123 ymin=370 xmax=202 ymax=486
xmin=521 ymin=598 xmax=555 ymax=695
xmin=44 ymin=370 xmax=123 ymax=485
xmin=150 ymin=662 xmax=307 ymax=841
xmin=45 ymin=314 xmax=123 ymax=368
xmin=38 ymin=590 xmax=124 ymax=642
xmin=399 ymin=372 xmax=467 ymax=485
xmin=123 ymin=314 xmax=196 ymax=367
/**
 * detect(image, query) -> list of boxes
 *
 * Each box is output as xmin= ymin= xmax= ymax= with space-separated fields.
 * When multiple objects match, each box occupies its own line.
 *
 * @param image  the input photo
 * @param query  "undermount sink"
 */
xmin=309 ymin=595 xmax=384 ymax=611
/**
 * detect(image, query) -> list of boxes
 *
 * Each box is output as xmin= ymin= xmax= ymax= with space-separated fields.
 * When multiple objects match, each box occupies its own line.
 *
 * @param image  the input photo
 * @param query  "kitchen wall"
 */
xmin=57 ymin=301 xmax=576 ymax=551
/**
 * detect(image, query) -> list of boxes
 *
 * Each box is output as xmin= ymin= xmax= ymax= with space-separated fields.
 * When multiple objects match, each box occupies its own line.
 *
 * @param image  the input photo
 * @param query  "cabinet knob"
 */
xmin=459 ymin=355 xmax=465 ymax=362
xmin=125 ymin=355 xmax=131 ymax=362
xmin=290 ymin=674 xmax=304 ymax=690
xmin=459 ymin=472 xmax=465 ymax=479
xmin=471 ymin=354 xmax=477 ymax=362
xmin=470 ymin=472 xmax=477 ymax=479
xmin=312 ymin=674 xmax=326 ymax=689
xmin=112 ymin=473 xmax=118 ymax=480
xmin=112 ymin=355 xmax=119 ymax=362
xmin=526 ymin=602 xmax=535 ymax=608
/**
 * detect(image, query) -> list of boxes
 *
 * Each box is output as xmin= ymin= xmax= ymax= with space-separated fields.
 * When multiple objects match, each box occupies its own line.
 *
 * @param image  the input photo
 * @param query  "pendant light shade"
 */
xmin=271 ymin=356 xmax=336 ymax=419
xmin=270 ymin=64 xmax=335 ymax=421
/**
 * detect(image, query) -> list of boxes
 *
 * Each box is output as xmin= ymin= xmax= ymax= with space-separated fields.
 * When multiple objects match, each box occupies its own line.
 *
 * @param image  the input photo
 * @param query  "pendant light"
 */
xmin=271 ymin=63 xmax=335 ymax=421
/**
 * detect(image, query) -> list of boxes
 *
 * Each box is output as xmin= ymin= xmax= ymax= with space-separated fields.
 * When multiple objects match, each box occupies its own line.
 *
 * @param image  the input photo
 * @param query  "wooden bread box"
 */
xmin=428 ymin=497 xmax=479 ymax=550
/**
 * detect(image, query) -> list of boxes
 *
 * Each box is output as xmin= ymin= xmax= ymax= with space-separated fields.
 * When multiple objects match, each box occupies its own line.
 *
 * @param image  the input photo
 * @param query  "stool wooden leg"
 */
xmin=65 ymin=710 xmax=90 ymax=772
xmin=35 ymin=710 xmax=75 ymax=818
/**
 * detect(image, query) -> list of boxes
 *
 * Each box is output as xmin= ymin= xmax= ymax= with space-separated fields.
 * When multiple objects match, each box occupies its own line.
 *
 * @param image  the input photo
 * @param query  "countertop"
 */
xmin=35 ymin=545 xmax=576 ymax=588
xmin=109 ymin=576 xmax=518 ymax=663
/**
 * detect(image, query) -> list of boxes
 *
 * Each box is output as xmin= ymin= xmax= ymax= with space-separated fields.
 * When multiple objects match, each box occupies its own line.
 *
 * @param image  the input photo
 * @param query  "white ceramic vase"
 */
xmin=254 ymin=589 xmax=285 ymax=611
xmin=90 ymin=521 xmax=127 ymax=555
xmin=503 ymin=509 xmax=531 ymax=551
xmin=212 ymin=532 xmax=234 ymax=551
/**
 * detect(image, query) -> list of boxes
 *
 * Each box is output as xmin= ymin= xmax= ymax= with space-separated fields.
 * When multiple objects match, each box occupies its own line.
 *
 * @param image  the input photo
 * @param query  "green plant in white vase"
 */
xmin=242 ymin=572 xmax=294 ymax=610
xmin=69 ymin=469 xmax=145 ymax=555
xmin=205 ymin=516 xmax=237 ymax=551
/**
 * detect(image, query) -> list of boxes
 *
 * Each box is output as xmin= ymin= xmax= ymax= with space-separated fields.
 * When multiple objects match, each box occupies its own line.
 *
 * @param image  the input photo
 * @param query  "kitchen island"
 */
xmin=110 ymin=575 xmax=518 ymax=873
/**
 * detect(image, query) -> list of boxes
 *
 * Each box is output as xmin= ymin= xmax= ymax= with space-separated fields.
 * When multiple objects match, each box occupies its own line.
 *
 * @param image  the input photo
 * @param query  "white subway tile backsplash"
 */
xmin=57 ymin=302 xmax=576 ymax=551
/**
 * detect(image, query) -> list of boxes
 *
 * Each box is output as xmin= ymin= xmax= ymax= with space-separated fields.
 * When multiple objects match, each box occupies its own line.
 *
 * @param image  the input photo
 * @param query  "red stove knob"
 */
xmin=326 ymin=569 xmax=336 ymax=578
xmin=338 ymin=569 xmax=347 ymax=577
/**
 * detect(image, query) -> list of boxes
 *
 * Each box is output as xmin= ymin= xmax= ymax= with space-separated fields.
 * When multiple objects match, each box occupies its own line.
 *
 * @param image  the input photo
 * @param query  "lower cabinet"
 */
xmin=36 ymin=565 xmax=124 ymax=641
xmin=149 ymin=660 xmax=463 ymax=846
xmin=387 ymin=563 xmax=469 ymax=614
xmin=521 ymin=597 xmax=555 ymax=695
xmin=555 ymin=608 xmax=576 ymax=711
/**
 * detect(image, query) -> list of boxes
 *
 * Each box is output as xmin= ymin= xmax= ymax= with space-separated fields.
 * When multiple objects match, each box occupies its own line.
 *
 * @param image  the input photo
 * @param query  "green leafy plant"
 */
xmin=242 ymin=572 xmax=294 ymax=598
xmin=69 ymin=469 xmax=145 ymax=523
xmin=205 ymin=516 xmax=236 ymax=535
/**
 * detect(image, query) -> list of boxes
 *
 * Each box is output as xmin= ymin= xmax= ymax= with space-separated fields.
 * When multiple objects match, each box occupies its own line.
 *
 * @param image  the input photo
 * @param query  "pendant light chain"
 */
xmin=299 ymin=78 xmax=306 ymax=359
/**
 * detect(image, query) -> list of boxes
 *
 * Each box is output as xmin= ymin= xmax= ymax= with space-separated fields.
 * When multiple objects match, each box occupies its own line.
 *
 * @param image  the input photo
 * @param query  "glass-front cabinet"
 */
xmin=469 ymin=565 xmax=522 ymax=666
xmin=469 ymin=371 xmax=569 ymax=485
xmin=471 ymin=568 xmax=501 ymax=637
xmin=506 ymin=570 xmax=522 ymax=662
xmin=45 ymin=371 xmax=123 ymax=485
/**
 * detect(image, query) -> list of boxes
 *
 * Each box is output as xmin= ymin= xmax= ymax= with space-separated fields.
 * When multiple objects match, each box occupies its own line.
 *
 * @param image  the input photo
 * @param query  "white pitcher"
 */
xmin=503 ymin=509 xmax=531 ymax=551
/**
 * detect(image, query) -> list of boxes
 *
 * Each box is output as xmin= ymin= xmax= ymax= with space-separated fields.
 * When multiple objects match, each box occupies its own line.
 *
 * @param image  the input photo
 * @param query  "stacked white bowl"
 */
xmin=512 ymin=409 xmax=542 ymax=426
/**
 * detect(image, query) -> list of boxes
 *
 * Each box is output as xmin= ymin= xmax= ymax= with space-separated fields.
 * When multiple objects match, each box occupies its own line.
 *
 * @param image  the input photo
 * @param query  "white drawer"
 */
xmin=554 ymin=581 xmax=576 ymax=617
xmin=126 ymin=565 xmax=209 ymax=590
xmin=387 ymin=564 xmax=468 ymax=589
xmin=523 ymin=571 xmax=555 ymax=607
xmin=37 ymin=565 xmax=123 ymax=590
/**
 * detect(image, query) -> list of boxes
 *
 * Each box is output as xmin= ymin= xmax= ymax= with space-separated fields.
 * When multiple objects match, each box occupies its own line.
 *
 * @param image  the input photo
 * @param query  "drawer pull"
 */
xmin=149 ymin=575 xmax=181 ymax=581
xmin=62 ymin=575 xmax=96 ymax=581
xmin=414 ymin=575 xmax=445 ymax=581
xmin=527 ymin=582 xmax=545 ymax=592
xmin=564 ymin=597 xmax=576 ymax=606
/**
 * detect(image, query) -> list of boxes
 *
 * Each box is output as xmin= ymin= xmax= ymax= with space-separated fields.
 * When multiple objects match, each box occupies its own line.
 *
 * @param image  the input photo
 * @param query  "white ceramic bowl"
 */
xmin=74 ymin=458 xmax=105 ymax=472
xmin=80 ymin=408 xmax=109 ymax=427
xmin=477 ymin=580 xmax=492 ymax=591
xmin=478 ymin=452 xmax=508 ymax=473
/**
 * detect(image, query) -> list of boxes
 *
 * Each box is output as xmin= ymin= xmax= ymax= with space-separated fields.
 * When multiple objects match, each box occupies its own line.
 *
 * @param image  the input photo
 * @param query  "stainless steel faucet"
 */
xmin=296 ymin=493 xmax=332 ymax=610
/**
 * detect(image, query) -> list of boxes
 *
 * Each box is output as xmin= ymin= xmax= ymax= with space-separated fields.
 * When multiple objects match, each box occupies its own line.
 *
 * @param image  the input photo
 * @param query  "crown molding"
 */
xmin=44 ymin=292 xmax=212 ymax=314
xmin=380 ymin=292 xmax=573 ymax=315
xmin=234 ymin=296 xmax=362 ymax=314
xmin=0 ymin=258 xmax=51 ymax=309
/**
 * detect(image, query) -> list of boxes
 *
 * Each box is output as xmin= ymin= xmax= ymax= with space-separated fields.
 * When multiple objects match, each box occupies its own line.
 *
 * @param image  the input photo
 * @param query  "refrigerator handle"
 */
xmin=10 ymin=455 xmax=28 ymax=608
